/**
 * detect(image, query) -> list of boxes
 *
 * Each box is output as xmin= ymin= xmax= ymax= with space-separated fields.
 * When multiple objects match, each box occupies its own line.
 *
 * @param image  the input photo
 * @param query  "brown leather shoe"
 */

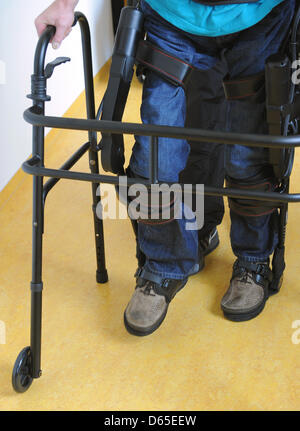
xmin=124 ymin=269 xmax=188 ymax=336
xmin=221 ymin=260 xmax=273 ymax=322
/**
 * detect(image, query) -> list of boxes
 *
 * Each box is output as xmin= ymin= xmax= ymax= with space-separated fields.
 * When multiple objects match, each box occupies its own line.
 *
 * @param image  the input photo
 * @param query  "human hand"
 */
xmin=35 ymin=0 xmax=79 ymax=49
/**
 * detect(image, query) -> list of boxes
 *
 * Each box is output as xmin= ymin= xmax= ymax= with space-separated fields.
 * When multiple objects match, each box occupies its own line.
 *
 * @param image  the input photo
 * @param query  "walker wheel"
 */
xmin=12 ymin=347 xmax=33 ymax=393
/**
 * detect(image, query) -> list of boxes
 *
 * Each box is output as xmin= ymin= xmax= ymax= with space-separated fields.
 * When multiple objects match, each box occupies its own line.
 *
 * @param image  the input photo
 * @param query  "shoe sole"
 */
xmin=124 ymin=306 xmax=169 ymax=337
xmin=124 ymin=279 xmax=188 ymax=337
xmin=222 ymin=273 xmax=283 ymax=322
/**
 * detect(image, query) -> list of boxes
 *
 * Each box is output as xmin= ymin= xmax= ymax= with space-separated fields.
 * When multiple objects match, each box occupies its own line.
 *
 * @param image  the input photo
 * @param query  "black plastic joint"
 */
xmin=30 ymin=282 xmax=43 ymax=293
xmin=27 ymin=75 xmax=51 ymax=102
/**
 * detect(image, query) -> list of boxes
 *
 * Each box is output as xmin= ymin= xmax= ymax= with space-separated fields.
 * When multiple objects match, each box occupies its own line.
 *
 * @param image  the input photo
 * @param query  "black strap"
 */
xmin=232 ymin=260 xmax=273 ymax=287
xmin=136 ymin=40 xmax=194 ymax=88
xmin=226 ymin=178 xmax=279 ymax=216
xmin=222 ymin=72 xmax=265 ymax=101
xmin=135 ymin=268 xmax=186 ymax=303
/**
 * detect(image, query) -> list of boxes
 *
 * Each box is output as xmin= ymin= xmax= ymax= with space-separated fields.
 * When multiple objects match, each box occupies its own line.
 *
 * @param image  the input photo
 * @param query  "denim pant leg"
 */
xmin=130 ymin=72 xmax=199 ymax=279
xmin=225 ymin=101 xmax=278 ymax=262
xmin=223 ymin=0 xmax=295 ymax=262
xmin=129 ymin=1 xmax=217 ymax=279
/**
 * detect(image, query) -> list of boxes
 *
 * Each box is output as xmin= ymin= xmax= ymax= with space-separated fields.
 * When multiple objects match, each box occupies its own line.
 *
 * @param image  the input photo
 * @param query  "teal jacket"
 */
xmin=144 ymin=0 xmax=285 ymax=36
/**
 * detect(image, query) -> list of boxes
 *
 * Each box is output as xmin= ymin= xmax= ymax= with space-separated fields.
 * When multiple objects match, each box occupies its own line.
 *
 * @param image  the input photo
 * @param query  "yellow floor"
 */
xmin=0 ymin=62 xmax=299 ymax=411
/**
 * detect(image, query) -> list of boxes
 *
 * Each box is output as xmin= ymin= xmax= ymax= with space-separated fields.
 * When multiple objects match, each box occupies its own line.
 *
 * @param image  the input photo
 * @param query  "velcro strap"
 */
xmin=136 ymin=268 xmax=164 ymax=285
xmin=136 ymin=40 xmax=194 ymax=88
xmin=223 ymin=72 xmax=265 ymax=101
xmin=135 ymin=269 xmax=186 ymax=303
xmin=233 ymin=260 xmax=273 ymax=284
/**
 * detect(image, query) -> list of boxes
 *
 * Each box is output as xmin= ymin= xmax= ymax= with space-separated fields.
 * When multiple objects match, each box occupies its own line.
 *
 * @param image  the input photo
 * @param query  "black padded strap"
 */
xmin=226 ymin=178 xmax=279 ymax=216
xmin=136 ymin=40 xmax=195 ymax=88
xmin=223 ymin=72 xmax=265 ymax=102
xmin=132 ymin=188 xmax=178 ymax=225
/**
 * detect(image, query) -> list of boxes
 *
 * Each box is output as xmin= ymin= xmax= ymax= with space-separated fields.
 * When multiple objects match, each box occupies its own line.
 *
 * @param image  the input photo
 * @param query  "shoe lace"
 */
xmin=236 ymin=268 xmax=252 ymax=285
xmin=141 ymin=281 xmax=156 ymax=296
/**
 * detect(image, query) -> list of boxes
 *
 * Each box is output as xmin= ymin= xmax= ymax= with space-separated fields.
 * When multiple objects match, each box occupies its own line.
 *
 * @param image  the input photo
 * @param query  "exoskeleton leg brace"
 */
xmin=101 ymin=3 xmax=300 ymax=291
xmin=222 ymin=6 xmax=300 ymax=292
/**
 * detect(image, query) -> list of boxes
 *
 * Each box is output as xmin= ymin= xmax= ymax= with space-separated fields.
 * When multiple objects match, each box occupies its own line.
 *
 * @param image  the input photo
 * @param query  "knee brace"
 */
xmin=116 ymin=168 xmax=179 ymax=268
xmin=226 ymin=177 xmax=279 ymax=217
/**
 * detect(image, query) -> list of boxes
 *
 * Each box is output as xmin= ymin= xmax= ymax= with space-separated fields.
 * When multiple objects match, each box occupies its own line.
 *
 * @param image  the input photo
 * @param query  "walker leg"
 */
xmin=78 ymin=15 xmax=108 ymax=283
xmin=89 ymin=149 xmax=108 ymax=283
xmin=12 ymin=124 xmax=45 ymax=392
xmin=30 ymin=170 xmax=44 ymax=379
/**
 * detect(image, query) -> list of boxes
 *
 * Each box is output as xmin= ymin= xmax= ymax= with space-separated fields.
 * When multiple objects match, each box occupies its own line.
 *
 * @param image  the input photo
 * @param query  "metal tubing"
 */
xmin=30 ymin=123 xmax=45 ymax=379
xmin=30 ymin=290 xmax=43 ymax=378
xmin=76 ymin=12 xmax=108 ymax=282
xmin=23 ymin=108 xmax=300 ymax=149
xmin=76 ymin=12 xmax=97 ymax=148
xmin=28 ymin=23 xmax=56 ymax=380
xmin=149 ymin=136 xmax=158 ymax=184
xmin=33 ymin=27 xmax=56 ymax=76
xmin=22 ymin=157 xmax=300 ymax=204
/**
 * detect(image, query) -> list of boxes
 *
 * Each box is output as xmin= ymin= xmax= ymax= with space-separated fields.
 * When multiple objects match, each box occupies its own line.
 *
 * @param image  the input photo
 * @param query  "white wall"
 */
xmin=0 ymin=0 xmax=114 ymax=192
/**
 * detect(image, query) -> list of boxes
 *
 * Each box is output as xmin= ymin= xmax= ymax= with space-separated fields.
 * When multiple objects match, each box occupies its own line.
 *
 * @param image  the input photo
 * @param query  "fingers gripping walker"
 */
xmin=12 ymin=4 xmax=300 ymax=392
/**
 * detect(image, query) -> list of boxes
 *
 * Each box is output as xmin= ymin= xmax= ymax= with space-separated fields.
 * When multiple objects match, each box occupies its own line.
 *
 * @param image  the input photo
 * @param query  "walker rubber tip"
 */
xmin=96 ymin=270 xmax=108 ymax=284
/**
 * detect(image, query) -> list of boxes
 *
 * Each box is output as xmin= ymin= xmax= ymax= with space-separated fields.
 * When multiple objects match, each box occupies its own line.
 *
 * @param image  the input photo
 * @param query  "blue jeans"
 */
xmin=129 ymin=0 xmax=295 ymax=280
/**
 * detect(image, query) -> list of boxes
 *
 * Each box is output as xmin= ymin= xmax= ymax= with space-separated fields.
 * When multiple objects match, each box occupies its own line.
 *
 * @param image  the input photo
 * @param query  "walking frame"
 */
xmin=11 ymin=6 xmax=300 ymax=392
